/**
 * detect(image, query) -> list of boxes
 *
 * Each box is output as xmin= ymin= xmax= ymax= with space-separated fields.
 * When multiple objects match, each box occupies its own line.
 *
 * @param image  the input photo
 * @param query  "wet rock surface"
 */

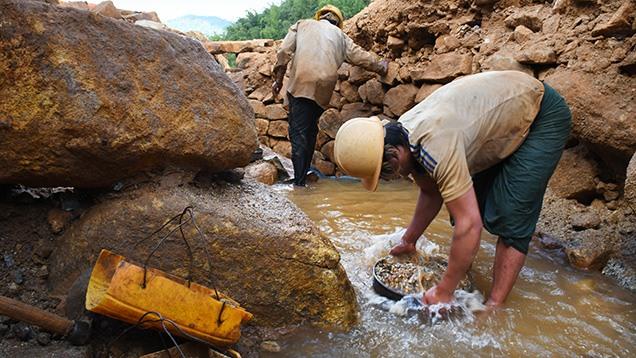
xmin=0 ymin=0 xmax=257 ymax=188
xmin=48 ymin=175 xmax=358 ymax=329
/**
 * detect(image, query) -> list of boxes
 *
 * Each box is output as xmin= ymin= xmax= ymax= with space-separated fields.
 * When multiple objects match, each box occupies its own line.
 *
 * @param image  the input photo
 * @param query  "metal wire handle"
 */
xmin=133 ymin=207 xmax=225 ymax=325
xmin=133 ymin=207 xmax=196 ymax=289
xmin=107 ymin=310 xmax=240 ymax=358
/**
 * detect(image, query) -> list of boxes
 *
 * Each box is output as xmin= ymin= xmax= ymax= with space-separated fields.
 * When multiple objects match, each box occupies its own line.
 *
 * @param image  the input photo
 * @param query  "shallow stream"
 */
xmin=270 ymin=180 xmax=635 ymax=357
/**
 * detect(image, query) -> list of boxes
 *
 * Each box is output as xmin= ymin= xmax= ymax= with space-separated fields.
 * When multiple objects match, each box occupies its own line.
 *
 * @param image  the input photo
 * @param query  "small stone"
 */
xmin=12 ymin=322 xmax=33 ymax=341
xmin=91 ymin=1 xmax=121 ymax=19
xmin=571 ymin=212 xmax=601 ymax=231
xmin=387 ymin=35 xmax=405 ymax=51
xmin=272 ymin=141 xmax=292 ymax=159
xmin=603 ymin=190 xmax=620 ymax=202
xmin=515 ymin=43 xmax=557 ymax=65
xmin=513 ymin=25 xmax=534 ymax=44
xmin=411 ymin=53 xmax=473 ymax=83
xmin=3 ymin=254 xmax=15 ymax=268
xmin=0 ymin=323 xmax=9 ymax=336
xmin=383 ymin=84 xmax=418 ymax=116
xmin=244 ymin=161 xmax=278 ymax=185
xmin=267 ymin=120 xmax=289 ymax=139
xmin=263 ymin=104 xmax=288 ymax=120
xmin=8 ymin=282 xmax=19 ymax=291
xmin=340 ymin=81 xmax=361 ymax=103
xmin=37 ymin=265 xmax=49 ymax=279
xmin=380 ymin=62 xmax=399 ymax=86
xmin=536 ymin=233 xmax=563 ymax=250
xmin=260 ymin=340 xmax=281 ymax=353
xmin=348 ymin=66 xmax=377 ymax=85
xmin=36 ymin=332 xmax=52 ymax=346
xmin=313 ymin=158 xmax=336 ymax=176
xmin=358 ymin=79 xmax=385 ymax=106
xmin=13 ymin=269 xmax=24 ymax=285
xmin=605 ymin=200 xmax=619 ymax=210
xmin=255 ymin=118 xmax=269 ymax=136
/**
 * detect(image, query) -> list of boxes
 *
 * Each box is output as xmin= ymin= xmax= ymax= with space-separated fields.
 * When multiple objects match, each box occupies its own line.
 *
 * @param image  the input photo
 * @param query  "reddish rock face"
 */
xmin=0 ymin=0 xmax=256 ymax=188
xmin=545 ymin=69 xmax=636 ymax=173
xmin=383 ymin=84 xmax=418 ymax=116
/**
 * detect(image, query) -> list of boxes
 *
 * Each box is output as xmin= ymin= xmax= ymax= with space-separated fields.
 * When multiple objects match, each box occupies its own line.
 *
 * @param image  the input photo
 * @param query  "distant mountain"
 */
xmin=166 ymin=15 xmax=232 ymax=36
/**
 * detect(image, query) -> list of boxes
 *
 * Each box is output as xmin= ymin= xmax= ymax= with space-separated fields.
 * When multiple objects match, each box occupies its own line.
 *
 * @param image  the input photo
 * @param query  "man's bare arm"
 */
xmin=424 ymin=186 xmax=482 ymax=304
xmin=391 ymin=173 xmax=443 ymax=255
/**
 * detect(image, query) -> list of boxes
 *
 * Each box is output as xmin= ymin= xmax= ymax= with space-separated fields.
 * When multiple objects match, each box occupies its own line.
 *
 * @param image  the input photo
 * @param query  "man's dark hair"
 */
xmin=380 ymin=122 xmax=425 ymax=180
xmin=380 ymin=122 xmax=409 ymax=180
xmin=384 ymin=122 xmax=410 ymax=147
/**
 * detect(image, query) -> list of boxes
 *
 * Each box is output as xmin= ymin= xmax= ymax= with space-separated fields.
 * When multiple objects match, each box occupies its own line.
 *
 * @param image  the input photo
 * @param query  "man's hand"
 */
xmin=423 ymin=285 xmax=454 ymax=305
xmin=272 ymin=81 xmax=282 ymax=99
xmin=389 ymin=240 xmax=416 ymax=256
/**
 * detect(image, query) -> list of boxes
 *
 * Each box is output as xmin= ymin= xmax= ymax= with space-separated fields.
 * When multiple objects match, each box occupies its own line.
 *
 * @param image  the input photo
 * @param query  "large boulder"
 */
xmin=548 ymin=145 xmax=601 ymax=203
xmin=48 ymin=177 xmax=358 ymax=329
xmin=0 ymin=0 xmax=256 ymax=188
xmin=545 ymin=69 xmax=636 ymax=174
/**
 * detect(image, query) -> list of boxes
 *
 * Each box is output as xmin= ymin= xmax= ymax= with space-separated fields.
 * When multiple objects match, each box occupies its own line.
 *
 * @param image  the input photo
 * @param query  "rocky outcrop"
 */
xmin=0 ymin=0 xmax=257 ymax=188
xmin=545 ymin=70 xmax=636 ymax=174
xmin=48 ymin=176 xmax=358 ymax=329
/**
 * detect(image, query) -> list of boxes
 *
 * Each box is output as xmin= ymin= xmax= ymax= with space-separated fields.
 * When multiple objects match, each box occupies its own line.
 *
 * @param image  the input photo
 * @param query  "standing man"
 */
xmin=272 ymin=5 xmax=388 ymax=187
xmin=334 ymin=71 xmax=571 ymax=306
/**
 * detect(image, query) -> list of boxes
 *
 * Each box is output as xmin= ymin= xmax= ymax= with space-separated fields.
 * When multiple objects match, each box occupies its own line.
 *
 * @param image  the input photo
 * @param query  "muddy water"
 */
xmin=270 ymin=180 xmax=635 ymax=357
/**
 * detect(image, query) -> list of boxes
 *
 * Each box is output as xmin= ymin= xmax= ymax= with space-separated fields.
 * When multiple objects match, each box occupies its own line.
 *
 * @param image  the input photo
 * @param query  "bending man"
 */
xmin=334 ymin=71 xmax=571 ymax=306
xmin=273 ymin=5 xmax=387 ymax=186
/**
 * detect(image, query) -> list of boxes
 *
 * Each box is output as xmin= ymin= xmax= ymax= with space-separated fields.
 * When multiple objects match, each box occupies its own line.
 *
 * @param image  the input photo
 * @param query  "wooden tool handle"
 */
xmin=0 ymin=295 xmax=73 ymax=335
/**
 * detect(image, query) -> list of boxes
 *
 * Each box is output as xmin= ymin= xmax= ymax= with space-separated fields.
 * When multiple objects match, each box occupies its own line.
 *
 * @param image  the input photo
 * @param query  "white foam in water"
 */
xmin=365 ymin=229 xmax=486 ymax=323
xmin=363 ymin=228 xmax=439 ymax=266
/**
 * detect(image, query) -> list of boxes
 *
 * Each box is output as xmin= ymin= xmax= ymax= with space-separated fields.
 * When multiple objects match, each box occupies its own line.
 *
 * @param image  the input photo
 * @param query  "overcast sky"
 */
xmin=111 ymin=0 xmax=283 ymax=22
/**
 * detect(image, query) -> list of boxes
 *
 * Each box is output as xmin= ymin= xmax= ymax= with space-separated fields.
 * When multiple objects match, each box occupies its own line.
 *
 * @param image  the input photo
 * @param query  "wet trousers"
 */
xmin=473 ymin=83 xmax=572 ymax=254
xmin=287 ymin=94 xmax=324 ymax=186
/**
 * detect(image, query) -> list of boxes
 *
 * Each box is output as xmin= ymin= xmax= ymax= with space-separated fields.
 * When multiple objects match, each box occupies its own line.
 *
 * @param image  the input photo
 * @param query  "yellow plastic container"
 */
xmin=86 ymin=249 xmax=252 ymax=346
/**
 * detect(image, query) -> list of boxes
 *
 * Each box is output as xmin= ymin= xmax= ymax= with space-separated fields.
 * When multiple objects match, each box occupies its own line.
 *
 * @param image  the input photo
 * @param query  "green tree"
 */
xmin=219 ymin=0 xmax=371 ymax=41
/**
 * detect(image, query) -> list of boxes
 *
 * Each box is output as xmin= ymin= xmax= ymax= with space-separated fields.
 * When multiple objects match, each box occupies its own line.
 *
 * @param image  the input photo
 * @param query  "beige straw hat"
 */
xmin=334 ymin=116 xmax=384 ymax=191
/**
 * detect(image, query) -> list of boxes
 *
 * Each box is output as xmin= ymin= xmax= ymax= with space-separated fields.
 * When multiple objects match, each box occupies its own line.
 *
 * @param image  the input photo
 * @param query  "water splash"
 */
xmin=363 ymin=228 xmax=439 ymax=266
xmin=364 ymin=229 xmax=486 ymax=324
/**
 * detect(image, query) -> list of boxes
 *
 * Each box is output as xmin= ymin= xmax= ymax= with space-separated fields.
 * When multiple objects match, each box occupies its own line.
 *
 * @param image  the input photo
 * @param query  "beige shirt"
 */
xmin=398 ymin=71 xmax=545 ymax=202
xmin=275 ymin=19 xmax=384 ymax=109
